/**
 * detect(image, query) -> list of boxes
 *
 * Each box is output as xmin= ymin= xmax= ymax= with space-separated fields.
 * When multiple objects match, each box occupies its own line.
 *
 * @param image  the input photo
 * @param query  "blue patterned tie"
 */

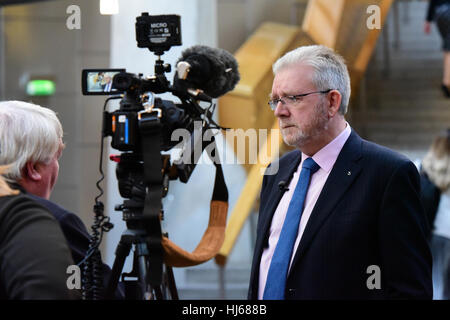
xmin=263 ymin=157 xmax=320 ymax=300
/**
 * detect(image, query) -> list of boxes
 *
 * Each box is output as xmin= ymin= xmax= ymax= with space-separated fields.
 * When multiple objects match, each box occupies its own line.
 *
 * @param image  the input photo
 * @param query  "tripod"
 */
xmin=106 ymin=228 xmax=178 ymax=300
xmin=105 ymin=152 xmax=178 ymax=300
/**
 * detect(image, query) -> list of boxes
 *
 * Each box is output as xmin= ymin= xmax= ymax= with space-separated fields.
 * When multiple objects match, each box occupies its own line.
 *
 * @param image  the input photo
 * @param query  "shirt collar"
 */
xmin=302 ymin=122 xmax=352 ymax=173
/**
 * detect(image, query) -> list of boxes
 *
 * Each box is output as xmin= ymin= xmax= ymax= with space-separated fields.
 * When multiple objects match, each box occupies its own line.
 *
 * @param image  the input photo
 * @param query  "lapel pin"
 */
xmin=347 ymin=171 xmax=351 ymax=176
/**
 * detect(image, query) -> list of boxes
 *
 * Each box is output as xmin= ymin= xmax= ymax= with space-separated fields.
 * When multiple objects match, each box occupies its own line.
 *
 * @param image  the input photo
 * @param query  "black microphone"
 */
xmin=278 ymin=181 xmax=289 ymax=192
xmin=174 ymin=45 xmax=240 ymax=98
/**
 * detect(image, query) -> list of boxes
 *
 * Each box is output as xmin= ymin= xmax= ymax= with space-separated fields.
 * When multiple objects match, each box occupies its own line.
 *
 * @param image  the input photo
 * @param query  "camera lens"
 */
xmin=113 ymin=72 xmax=138 ymax=91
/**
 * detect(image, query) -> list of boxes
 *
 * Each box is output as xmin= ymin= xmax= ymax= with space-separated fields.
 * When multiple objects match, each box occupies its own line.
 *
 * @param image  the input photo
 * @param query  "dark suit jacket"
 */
xmin=0 ymin=194 xmax=80 ymax=299
xmin=426 ymin=0 xmax=450 ymax=21
xmin=27 ymin=194 xmax=124 ymax=299
xmin=248 ymin=130 xmax=433 ymax=299
xmin=27 ymin=194 xmax=94 ymax=264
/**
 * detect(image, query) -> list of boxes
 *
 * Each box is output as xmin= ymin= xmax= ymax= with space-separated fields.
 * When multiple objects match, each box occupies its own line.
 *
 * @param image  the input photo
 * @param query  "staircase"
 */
xmin=352 ymin=0 xmax=449 ymax=162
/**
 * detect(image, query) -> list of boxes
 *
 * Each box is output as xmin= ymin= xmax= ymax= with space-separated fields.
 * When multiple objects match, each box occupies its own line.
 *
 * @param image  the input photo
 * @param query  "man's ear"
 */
xmin=327 ymin=90 xmax=342 ymax=117
xmin=23 ymin=161 xmax=42 ymax=182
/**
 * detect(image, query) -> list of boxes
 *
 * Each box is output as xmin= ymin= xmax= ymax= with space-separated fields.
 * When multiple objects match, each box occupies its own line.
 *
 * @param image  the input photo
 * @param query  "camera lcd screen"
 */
xmin=82 ymin=69 xmax=125 ymax=95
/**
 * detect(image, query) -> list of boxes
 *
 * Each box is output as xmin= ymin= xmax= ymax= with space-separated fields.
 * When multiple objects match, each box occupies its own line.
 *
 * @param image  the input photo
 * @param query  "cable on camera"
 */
xmin=80 ymin=96 xmax=120 ymax=300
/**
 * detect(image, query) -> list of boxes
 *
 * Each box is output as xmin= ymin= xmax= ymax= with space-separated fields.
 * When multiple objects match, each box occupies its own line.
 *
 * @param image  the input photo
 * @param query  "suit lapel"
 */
xmin=289 ymin=130 xmax=363 ymax=271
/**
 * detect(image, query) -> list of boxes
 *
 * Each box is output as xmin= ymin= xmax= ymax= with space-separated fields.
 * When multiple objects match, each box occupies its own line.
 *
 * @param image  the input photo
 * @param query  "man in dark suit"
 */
xmin=248 ymin=45 xmax=432 ymax=299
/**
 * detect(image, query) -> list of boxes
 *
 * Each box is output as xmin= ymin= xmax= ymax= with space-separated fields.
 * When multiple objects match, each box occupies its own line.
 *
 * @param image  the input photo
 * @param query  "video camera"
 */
xmin=80 ymin=13 xmax=239 ymax=300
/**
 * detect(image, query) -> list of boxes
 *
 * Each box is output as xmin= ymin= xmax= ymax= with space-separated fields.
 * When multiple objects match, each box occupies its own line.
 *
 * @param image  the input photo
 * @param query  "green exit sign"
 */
xmin=26 ymin=80 xmax=56 ymax=96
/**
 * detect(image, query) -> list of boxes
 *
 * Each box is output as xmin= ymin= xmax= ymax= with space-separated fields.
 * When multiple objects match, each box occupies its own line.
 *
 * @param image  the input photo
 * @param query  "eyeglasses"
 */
xmin=268 ymin=89 xmax=334 ymax=111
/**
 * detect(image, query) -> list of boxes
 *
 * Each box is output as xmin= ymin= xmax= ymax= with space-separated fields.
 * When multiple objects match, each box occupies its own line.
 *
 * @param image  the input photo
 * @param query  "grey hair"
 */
xmin=273 ymin=45 xmax=351 ymax=115
xmin=0 ymin=101 xmax=63 ymax=181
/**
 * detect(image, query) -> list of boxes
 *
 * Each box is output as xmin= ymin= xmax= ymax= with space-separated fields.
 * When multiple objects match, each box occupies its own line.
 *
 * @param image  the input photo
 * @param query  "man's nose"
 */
xmin=274 ymin=101 xmax=289 ymax=117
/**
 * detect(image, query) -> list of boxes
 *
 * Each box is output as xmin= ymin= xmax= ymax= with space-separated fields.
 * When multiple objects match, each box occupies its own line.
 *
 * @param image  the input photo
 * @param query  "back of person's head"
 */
xmin=0 ymin=101 xmax=63 ymax=182
xmin=422 ymin=129 xmax=450 ymax=191
xmin=272 ymin=45 xmax=351 ymax=115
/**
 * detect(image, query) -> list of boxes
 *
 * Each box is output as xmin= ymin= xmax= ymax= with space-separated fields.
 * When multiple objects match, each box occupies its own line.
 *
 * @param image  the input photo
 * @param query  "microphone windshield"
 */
xmin=174 ymin=45 xmax=240 ymax=98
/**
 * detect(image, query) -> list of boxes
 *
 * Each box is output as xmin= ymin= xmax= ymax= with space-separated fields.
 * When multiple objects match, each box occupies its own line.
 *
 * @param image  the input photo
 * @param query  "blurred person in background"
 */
xmin=422 ymin=129 xmax=450 ymax=299
xmin=424 ymin=0 xmax=450 ymax=98
xmin=0 ymin=165 xmax=79 ymax=299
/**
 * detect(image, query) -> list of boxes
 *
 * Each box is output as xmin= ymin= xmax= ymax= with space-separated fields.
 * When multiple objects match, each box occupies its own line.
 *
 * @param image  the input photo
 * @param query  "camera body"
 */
xmin=103 ymin=96 xmax=191 ymax=152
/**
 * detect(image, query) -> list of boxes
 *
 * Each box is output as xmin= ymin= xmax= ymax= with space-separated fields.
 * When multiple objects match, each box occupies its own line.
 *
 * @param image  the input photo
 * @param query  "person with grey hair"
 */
xmin=248 ymin=45 xmax=432 ymax=299
xmin=421 ymin=129 xmax=450 ymax=299
xmin=0 ymin=100 xmax=121 ymax=299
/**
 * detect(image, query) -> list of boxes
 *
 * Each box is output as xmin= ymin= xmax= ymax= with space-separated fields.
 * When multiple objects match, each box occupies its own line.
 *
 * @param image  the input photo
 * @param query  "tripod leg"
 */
xmin=136 ymin=243 xmax=154 ymax=300
xmin=166 ymin=266 xmax=179 ymax=300
xmin=106 ymin=239 xmax=132 ymax=299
